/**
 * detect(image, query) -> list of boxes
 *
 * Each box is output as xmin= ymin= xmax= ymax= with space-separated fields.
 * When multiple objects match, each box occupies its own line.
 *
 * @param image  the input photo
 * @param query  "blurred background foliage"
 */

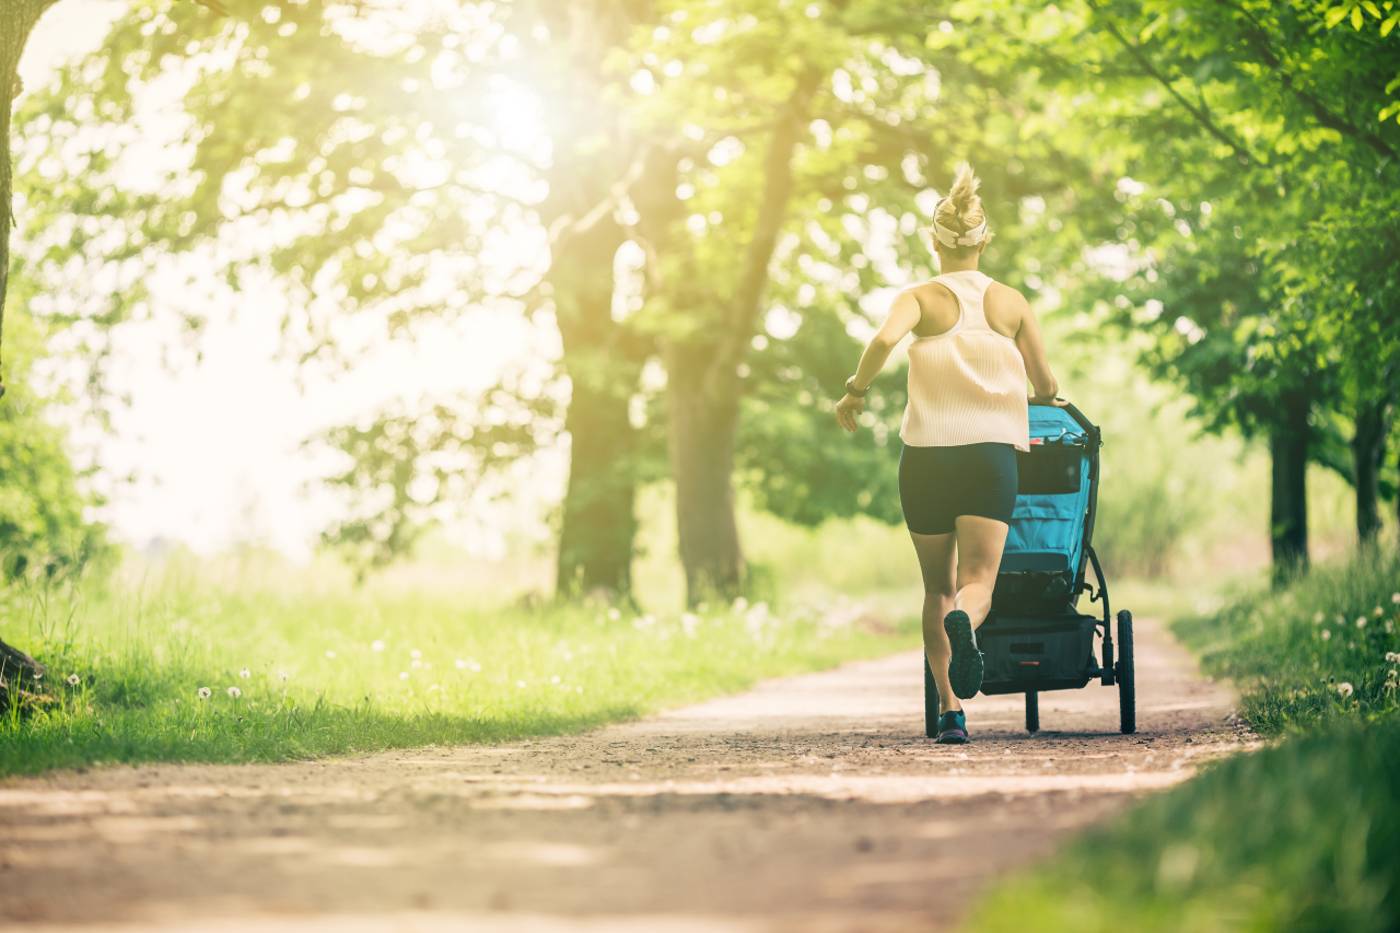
xmin=0 ymin=0 xmax=1395 ymax=614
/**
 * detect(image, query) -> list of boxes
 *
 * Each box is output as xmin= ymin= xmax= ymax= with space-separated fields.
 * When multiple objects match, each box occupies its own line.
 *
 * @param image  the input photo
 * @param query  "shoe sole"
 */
xmin=945 ymin=613 xmax=985 ymax=700
xmin=935 ymin=731 xmax=969 ymax=744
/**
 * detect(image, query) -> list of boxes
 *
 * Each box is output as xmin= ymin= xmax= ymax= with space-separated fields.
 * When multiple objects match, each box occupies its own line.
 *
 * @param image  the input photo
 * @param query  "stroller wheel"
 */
xmin=1025 ymin=690 xmax=1039 ymax=733
xmin=923 ymin=654 xmax=939 ymax=738
xmin=1117 ymin=610 xmax=1136 ymax=734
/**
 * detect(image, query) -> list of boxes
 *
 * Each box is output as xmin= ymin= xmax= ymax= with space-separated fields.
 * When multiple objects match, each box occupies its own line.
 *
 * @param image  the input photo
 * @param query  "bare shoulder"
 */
xmin=907 ymin=280 xmax=959 ymax=336
xmin=985 ymin=280 xmax=1030 ymax=311
xmin=984 ymin=280 xmax=1030 ymax=338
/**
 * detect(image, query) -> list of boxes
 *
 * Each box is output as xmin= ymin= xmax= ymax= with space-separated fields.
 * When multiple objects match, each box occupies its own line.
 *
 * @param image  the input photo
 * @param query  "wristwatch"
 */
xmin=844 ymin=376 xmax=868 ymax=398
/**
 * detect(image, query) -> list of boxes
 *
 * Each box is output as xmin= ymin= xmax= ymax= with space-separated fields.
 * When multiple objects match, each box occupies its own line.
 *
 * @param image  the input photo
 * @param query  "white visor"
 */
xmin=931 ymin=197 xmax=988 ymax=248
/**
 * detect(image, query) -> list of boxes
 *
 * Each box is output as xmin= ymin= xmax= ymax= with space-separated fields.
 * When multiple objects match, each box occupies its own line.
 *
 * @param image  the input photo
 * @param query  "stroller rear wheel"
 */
xmin=923 ymin=654 xmax=939 ymax=738
xmin=1117 ymin=610 xmax=1136 ymax=734
xmin=1025 ymin=690 xmax=1039 ymax=733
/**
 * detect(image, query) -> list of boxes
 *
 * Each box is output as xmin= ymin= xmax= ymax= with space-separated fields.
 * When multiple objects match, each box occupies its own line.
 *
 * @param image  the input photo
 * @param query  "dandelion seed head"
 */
xmin=226 ymin=686 xmax=242 ymax=699
xmin=410 ymin=649 xmax=422 ymax=660
xmin=197 ymin=686 xmax=212 ymax=699
xmin=66 ymin=673 xmax=80 ymax=686
xmin=278 ymin=670 xmax=289 ymax=682
xmin=1357 ymin=617 xmax=1368 ymax=629
xmin=325 ymin=650 xmax=337 ymax=659
xmin=1373 ymin=606 xmax=1384 ymax=618
xmin=239 ymin=668 xmax=251 ymax=679
xmin=607 ymin=607 xmax=621 ymax=621
xmin=399 ymin=671 xmax=409 ymax=680
xmin=1312 ymin=612 xmax=1325 ymax=624
xmin=516 ymin=679 xmax=527 ymax=688
xmin=1321 ymin=629 xmax=1332 ymax=641
xmin=550 ymin=674 xmax=561 ymax=684
xmin=371 ymin=640 xmax=386 ymax=652
xmin=1337 ymin=681 xmax=1354 ymax=698
xmin=455 ymin=658 xmax=467 ymax=670
xmin=1392 ymin=592 xmax=1400 ymax=605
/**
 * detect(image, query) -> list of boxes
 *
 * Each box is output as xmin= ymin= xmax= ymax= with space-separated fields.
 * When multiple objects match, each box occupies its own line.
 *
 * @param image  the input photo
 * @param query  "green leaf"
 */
xmin=1351 ymin=5 xmax=1364 ymax=29
xmin=1325 ymin=5 xmax=1350 ymax=28
xmin=1381 ymin=15 xmax=1396 ymax=36
xmin=1361 ymin=1 xmax=1381 ymax=18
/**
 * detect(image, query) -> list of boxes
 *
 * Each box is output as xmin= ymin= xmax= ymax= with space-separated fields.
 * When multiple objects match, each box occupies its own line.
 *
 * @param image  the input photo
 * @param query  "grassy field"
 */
xmin=0 ymin=547 xmax=919 ymax=778
xmin=967 ymin=547 xmax=1400 ymax=933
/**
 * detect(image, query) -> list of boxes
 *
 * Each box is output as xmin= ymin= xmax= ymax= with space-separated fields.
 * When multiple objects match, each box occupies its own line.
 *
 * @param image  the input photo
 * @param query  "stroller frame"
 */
xmin=923 ymin=402 xmax=1137 ymax=735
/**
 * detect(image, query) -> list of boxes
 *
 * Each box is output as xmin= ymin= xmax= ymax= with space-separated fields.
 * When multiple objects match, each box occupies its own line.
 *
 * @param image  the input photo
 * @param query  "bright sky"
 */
xmin=20 ymin=1 xmax=561 ymax=560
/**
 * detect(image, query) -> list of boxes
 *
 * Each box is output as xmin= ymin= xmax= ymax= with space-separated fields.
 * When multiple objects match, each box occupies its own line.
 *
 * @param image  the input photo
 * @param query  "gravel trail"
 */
xmin=0 ymin=614 xmax=1253 ymax=932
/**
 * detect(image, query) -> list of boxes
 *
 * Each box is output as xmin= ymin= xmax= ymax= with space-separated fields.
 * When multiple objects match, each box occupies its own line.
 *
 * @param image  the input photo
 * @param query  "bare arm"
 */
xmin=835 ymin=290 xmax=921 ymax=432
xmin=1013 ymin=293 xmax=1060 ymax=402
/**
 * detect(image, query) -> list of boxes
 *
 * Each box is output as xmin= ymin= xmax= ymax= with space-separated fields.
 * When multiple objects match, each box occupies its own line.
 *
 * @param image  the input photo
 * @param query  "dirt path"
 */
xmin=1 ymin=615 xmax=1253 ymax=932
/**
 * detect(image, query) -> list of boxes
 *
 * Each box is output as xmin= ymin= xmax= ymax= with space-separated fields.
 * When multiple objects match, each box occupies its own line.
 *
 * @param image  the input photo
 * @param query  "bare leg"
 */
xmin=952 ymin=514 xmax=1011 ymax=630
xmin=908 ymin=530 xmax=959 ymax=712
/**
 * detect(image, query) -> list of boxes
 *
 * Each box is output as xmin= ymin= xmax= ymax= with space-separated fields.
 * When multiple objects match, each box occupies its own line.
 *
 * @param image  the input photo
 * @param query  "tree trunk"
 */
xmin=1268 ymin=391 xmax=1310 ymax=585
xmin=1 ymin=2 xmax=53 ymax=399
xmin=549 ymin=215 xmax=643 ymax=601
xmin=1351 ymin=397 xmax=1389 ymax=547
xmin=665 ymin=70 xmax=820 ymax=607
xmin=554 ymin=353 xmax=640 ymax=600
xmin=668 ymin=347 xmax=744 ymax=605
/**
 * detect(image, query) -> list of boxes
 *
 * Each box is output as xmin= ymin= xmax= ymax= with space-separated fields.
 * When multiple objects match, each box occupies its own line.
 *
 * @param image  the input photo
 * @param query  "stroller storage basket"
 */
xmin=976 ymin=612 xmax=1098 ymax=695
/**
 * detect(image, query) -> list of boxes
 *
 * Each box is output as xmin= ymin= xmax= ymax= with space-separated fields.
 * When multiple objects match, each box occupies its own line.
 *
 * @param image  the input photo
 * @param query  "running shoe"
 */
xmin=935 ymin=709 xmax=969 ymax=744
xmin=944 ymin=609 xmax=985 ymax=699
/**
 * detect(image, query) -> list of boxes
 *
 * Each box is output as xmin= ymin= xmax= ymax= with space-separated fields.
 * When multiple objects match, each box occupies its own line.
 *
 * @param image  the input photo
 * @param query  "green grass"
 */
xmin=0 ymin=551 xmax=918 ymax=778
xmin=965 ymin=548 xmax=1400 ymax=933
xmin=1172 ymin=548 xmax=1400 ymax=734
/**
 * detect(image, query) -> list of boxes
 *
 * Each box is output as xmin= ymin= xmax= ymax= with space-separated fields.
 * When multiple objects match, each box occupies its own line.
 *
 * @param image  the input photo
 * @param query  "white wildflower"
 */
xmin=399 ymin=671 xmax=409 ymax=680
xmin=239 ymin=668 xmax=251 ymax=679
xmin=371 ymin=639 xmax=385 ymax=652
xmin=455 ymin=658 xmax=467 ymax=670
xmin=516 ymin=679 xmax=527 ymax=688
xmin=1373 ymin=606 xmax=1384 ymax=618
xmin=1312 ymin=612 xmax=1325 ymax=624
xmin=226 ymin=686 xmax=242 ymax=699
xmin=278 ymin=670 xmax=289 ymax=682
xmin=410 ymin=649 xmax=422 ymax=660
xmin=1392 ymin=592 xmax=1400 ymax=605
xmin=197 ymin=686 xmax=212 ymax=699
xmin=1321 ymin=630 xmax=1332 ymax=641
xmin=1357 ymin=617 xmax=1368 ymax=629
xmin=551 ymin=674 xmax=561 ymax=684
xmin=1385 ymin=651 xmax=1400 ymax=663
xmin=325 ymin=650 xmax=336 ymax=659
xmin=1336 ymin=681 xmax=1354 ymax=699
xmin=66 ymin=673 xmax=80 ymax=686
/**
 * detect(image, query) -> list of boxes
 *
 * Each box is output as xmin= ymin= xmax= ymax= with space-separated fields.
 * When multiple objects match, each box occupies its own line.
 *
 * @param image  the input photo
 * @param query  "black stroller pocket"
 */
xmin=976 ymin=612 xmax=1097 ymax=694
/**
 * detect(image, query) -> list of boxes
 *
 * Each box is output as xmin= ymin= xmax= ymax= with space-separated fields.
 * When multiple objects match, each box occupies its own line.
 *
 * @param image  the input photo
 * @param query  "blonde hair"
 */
xmin=930 ymin=162 xmax=991 ymax=255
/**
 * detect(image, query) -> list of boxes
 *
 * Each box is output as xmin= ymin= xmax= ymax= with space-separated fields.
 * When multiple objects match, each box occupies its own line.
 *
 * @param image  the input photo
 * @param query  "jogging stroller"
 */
xmin=923 ymin=402 xmax=1136 ymax=735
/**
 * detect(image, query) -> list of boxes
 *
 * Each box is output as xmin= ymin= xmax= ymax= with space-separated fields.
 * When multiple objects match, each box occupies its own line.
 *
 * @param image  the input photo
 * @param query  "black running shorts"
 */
xmin=898 ymin=442 xmax=1019 ymax=535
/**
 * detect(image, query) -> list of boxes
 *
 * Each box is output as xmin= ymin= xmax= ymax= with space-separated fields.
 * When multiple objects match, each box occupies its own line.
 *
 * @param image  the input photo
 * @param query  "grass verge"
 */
xmin=965 ymin=548 xmax=1400 ymax=933
xmin=1 ymin=554 xmax=917 ymax=778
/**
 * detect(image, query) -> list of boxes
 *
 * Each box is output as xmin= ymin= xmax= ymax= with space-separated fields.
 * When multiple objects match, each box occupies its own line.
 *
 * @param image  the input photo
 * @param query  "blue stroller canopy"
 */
xmin=1002 ymin=406 xmax=1093 ymax=579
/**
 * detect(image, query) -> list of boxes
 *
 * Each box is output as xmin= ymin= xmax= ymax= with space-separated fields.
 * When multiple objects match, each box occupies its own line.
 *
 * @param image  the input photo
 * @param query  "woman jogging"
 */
xmin=833 ymin=163 xmax=1063 ymax=744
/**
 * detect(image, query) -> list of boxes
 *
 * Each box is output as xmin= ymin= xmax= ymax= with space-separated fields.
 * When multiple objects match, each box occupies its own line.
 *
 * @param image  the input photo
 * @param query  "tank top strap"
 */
xmin=933 ymin=271 xmax=995 ymax=331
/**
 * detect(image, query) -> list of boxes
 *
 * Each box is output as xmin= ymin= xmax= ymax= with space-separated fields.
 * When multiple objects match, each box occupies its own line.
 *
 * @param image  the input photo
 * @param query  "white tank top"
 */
xmin=899 ymin=270 xmax=1030 ymax=452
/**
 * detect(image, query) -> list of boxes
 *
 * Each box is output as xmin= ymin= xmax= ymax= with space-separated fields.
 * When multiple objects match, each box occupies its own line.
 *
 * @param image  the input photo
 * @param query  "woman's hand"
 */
xmin=835 ymin=393 xmax=865 ymax=433
xmin=1029 ymin=394 xmax=1069 ymax=407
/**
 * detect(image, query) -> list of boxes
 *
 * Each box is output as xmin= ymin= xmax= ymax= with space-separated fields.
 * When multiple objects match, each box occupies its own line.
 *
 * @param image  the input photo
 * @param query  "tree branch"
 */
xmin=1085 ymin=0 xmax=1267 ymax=170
